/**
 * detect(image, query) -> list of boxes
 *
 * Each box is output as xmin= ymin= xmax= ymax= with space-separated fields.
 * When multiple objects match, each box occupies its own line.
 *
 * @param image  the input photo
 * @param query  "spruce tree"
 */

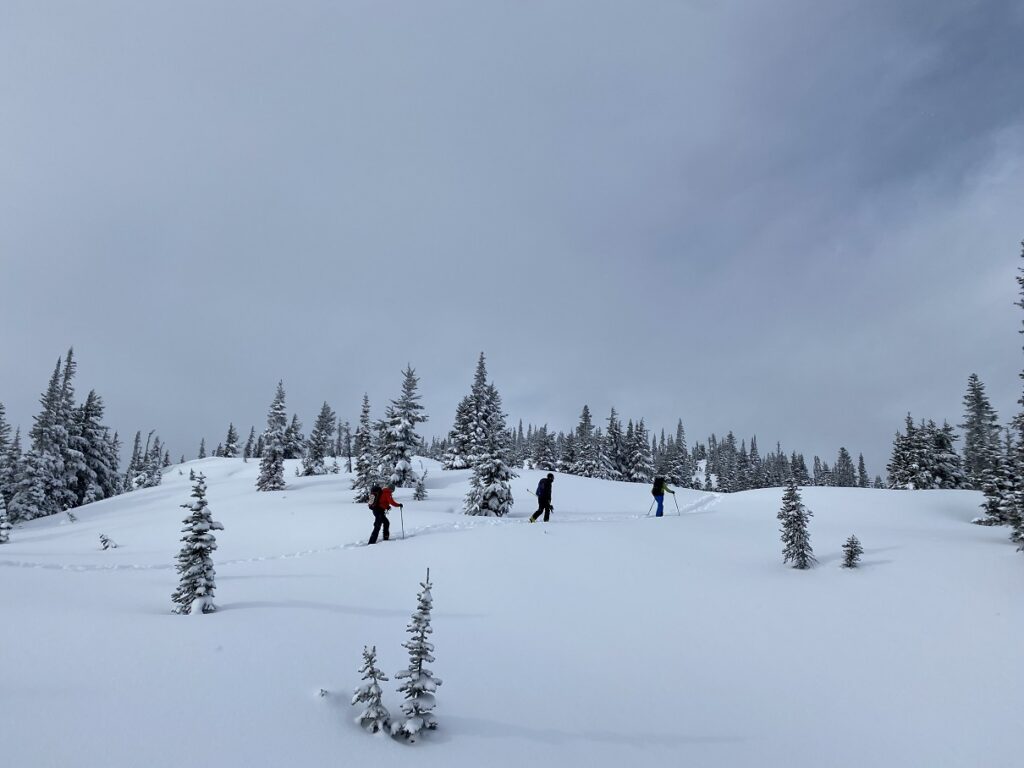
xmin=54 ymin=349 xmax=84 ymax=511
xmin=603 ymin=408 xmax=625 ymax=480
xmin=352 ymin=645 xmax=391 ymax=734
xmin=256 ymin=382 xmax=288 ymax=492
xmin=171 ymin=474 xmax=224 ymax=614
xmin=570 ymin=405 xmax=602 ymax=478
xmin=222 ymin=424 xmax=240 ymax=458
xmin=0 ymin=402 xmax=10 ymax=501
xmin=959 ymin=374 xmax=1001 ymax=489
xmin=243 ymin=427 xmax=256 ymax=461
xmin=340 ymin=421 xmax=353 ymax=473
xmin=834 ymin=447 xmax=857 ymax=487
xmin=352 ymin=395 xmax=376 ymax=503
xmin=778 ymin=478 xmax=816 ymax=569
xmin=142 ymin=433 xmax=164 ymax=488
xmin=414 ymin=470 xmax=428 ymax=501
xmin=9 ymin=356 xmax=73 ymax=519
xmin=442 ymin=396 xmax=474 ymax=470
xmin=465 ymin=384 xmax=515 ymax=517
xmin=0 ymin=413 xmax=17 ymax=506
xmin=284 ymin=415 xmax=305 ymax=459
xmin=198 ymin=438 xmax=207 ymax=460
xmin=301 ymin=402 xmax=337 ymax=476
xmin=624 ymin=419 xmax=654 ymax=483
xmin=857 ymin=453 xmax=869 ymax=488
xmin=841 ymin=535 xmax=863 ymax=568
xmin=383 ymin=366 xmax=428 ymax=488
xmin=0 ymin=497 xmax=11 ymax=543
xmin=557 ymin=431 xmax=578 ymax=475
xmin=392 ymin=569 xmax=442 ymax=742
xmin=531 ymin=426 xmax=557 ymax=471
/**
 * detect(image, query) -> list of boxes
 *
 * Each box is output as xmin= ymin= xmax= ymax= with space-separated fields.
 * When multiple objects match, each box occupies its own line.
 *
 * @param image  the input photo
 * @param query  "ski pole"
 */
xmin=647 ymin=499 xmax=655 ymax=516
xmin=400 ymin=505 xmax=406 ymax=540
xmin=673 ymin=494 xmax=681 ymax=516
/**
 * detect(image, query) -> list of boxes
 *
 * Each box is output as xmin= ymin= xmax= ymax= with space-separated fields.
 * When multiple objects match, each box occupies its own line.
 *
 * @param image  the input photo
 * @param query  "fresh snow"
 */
xmin=0 ymin=457 xmax=1020 ymax=767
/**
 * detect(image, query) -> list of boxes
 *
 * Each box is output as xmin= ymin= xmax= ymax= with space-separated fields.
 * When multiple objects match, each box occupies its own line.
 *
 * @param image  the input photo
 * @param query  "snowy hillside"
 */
xmin=1 ymin=459 xmax=1020 ymax=767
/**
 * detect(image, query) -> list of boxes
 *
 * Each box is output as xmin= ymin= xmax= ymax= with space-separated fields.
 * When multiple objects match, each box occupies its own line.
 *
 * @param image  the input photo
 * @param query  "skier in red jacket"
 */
xmin=368 ymin=483 xmax=403 ymax=544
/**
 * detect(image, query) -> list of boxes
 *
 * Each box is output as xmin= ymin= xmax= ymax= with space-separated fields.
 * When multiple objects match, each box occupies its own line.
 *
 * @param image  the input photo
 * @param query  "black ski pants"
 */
xmin=368 ymin=509 xmax=390 ymax=543
xmin=530 ymin=499 xmax=552 ymax=522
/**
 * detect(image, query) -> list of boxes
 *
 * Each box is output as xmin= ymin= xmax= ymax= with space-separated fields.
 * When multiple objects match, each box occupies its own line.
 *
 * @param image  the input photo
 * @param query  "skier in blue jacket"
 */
xmin=651 ymin=477 xmax=675 ymax=517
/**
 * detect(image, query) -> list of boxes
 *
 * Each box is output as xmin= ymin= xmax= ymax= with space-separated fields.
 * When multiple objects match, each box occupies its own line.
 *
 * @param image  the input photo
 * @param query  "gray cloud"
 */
xmin=1 ymin=0 xmax=1023 ymax=473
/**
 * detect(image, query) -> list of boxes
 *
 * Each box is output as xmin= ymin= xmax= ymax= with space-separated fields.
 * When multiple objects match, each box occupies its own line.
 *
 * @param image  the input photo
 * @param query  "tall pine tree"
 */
xmin=301 ymin=402 xmax=337 ymax=476
xmin=256 ymin=382 xmax=288 ymax=492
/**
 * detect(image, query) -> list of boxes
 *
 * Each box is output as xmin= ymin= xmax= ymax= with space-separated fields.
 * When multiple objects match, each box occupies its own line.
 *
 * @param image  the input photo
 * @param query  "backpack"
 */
xmin=367 ymin=487 xmax=381 ymax=511
xmin=652 ymin=477 xmax=665 ymax=496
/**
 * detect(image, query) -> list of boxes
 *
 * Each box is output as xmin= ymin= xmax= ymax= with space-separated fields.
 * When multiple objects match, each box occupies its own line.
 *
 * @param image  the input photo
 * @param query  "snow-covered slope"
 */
xmin=1 ymin=459 xmax=1019 ymax=767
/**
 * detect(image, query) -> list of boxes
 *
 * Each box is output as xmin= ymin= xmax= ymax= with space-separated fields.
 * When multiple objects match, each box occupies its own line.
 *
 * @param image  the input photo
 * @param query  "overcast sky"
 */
xmin=2 ymin=0 xmax=1023 ymax=475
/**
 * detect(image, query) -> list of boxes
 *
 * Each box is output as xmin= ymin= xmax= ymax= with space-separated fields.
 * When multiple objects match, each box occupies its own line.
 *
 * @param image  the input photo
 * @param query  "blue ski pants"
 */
xmin=654 ymin=495 xmax=665 ymax=517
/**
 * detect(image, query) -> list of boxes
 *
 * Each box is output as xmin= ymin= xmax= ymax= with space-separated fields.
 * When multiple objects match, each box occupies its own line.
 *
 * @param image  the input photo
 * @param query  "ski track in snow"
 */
xmin=0 ymin=497 xmax=721 ymax=572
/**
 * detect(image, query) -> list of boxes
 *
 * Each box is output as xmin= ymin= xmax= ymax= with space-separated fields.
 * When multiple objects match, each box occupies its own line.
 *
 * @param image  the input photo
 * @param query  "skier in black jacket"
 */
xmin=529 ymin=473 xmax=555 ymax=523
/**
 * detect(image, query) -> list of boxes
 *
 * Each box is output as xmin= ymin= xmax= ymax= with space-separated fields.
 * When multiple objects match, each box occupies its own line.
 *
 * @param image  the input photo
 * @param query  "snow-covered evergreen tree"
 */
xmin=256 ymin=382 xmax=288 ymax=492
xmin=0 ymin=403 xmax=10 ymax=501
xmin=339 ymin=421 xmax=353 ymax=473
xmin=570 ymin=405 xmax=602 ymax=478
xmin=352 ymin=645 xmax=391 ymax=734
xmin=557 ymin=431 xmax=577 ymax=475
xmin=301 ymin=402 xmax=337 ymax=476
xmin=791 ymin=452 xmax=811 ymax=487
xmin=531 ymin=426 xmax=557 ymax=471
xmin=623 ymin=419 xmax=655 ymax=483
xmin=54 ymin=349 xmax=84 ymax=511
xmin=959 ymin=373 xmax=1000 ymax=489
xmin=887 ymin=415 xmax=918 ymax=488
xmin=441 ymin=396 xmax=474 ymax=470
xmin=222 ymin=423 xmax=240 ymax=459
xmin=857 ymin=453 xmax=869 ymax=488
xmin=352 ymin=395 xmax=376 ymax=503
xmin=414 ymin=469 xmax=428 ymax=501
xmin=603 ymin=408 xmax=625 ymax=480
xmin=841 ymin=535 xmax=863 ymax=568
xmin=198 ymin=438 xmax=207 ymax=460
xmin=778 ymin=478 xmax=815 ymax=569
xmin=243 ymin=427 xmax=256 ymax=461
xmin=141 ymin=433 xmax=164 ymax=488
xmin=464 ymin=383 xmax=516 ymax=517
xmin=391 ymin=569 xmax=442 ymax=742
xmin=382 ymin=366 xmax=428 ymax=488
xmin=284 ymin=415 xmax=305 ymax=459
xmin=833 ymin=447 xmax=857 ymax=487
xmin=171 ymin=473 xmax=224 ymax=615
xmin=9 ymin=356 xmax=73 ymax=520
xmin=0 ymin=412 xmax=18 ymax=506
xmin=929 ymin=423 xmax=966 ymax=489
xmin=0 ymin=497 xmax=11 ymax=543
xmin=747 ymin=435 xmax=763 ymax=489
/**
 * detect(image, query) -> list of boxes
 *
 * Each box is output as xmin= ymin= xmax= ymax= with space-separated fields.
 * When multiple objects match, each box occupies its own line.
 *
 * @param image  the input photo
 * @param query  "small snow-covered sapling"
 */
xmin=352 ymin=645 xmax=391 ymax=734
xmin=99 ymin=534 xmax=118 ymax=550
xmin=841 ymin=535 xmax=864 ymax=568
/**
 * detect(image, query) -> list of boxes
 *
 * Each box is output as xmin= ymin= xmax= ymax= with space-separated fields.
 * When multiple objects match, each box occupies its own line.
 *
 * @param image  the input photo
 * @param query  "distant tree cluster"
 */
xmin=427 ymin=404 xmax=872 ymax=494
xmin=886 ymin=415 xmax=966 ymax=490
xmin=0 ymin=349 xmax=127 ymax=523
